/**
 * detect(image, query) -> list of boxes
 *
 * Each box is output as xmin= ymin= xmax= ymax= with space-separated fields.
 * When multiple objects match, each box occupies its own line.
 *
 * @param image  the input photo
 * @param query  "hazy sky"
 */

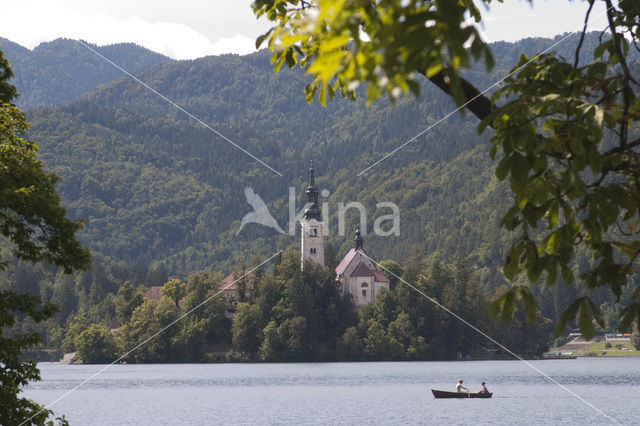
xmin=0 ymin=0 xmax=608 ymax=59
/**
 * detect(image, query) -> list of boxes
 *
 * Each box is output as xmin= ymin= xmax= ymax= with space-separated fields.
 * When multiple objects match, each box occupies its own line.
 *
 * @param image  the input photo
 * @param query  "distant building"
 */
xmin=335 ymin=229 xmax=390 ymax=307
xmin=144 ymin=285 xmax=163 ymax=301
xmin=144 ymin=283 xmax=186 ymax=308
xmin=221 ymin=271 xmax=256 ymax=316
xmin=604 ymin=333 xmax=631 ymax=342
xmin=109 ymin=318 xmax=122 ymax=332
xmin=301 ymin=161 xmax=325 ymax=270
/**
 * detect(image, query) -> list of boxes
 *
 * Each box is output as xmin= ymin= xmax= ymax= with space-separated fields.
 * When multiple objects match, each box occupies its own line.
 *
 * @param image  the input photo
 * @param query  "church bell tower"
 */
xmin=301 ymin=161 xmax=325 ymax=269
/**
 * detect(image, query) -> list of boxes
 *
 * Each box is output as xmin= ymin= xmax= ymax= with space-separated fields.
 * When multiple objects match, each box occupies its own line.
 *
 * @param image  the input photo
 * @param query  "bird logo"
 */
xmin=236 ymin=187 xmax=285 ymax=235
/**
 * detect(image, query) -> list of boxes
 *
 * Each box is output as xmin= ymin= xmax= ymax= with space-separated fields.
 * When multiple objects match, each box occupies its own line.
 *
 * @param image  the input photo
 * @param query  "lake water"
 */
xmin=24 ymin=358 xmax=640 ymax=425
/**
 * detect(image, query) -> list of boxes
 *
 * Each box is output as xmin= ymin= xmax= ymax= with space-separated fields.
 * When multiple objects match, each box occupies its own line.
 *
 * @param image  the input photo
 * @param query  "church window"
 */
xmin=361 ymin=282 xmax=368 ymax=288
xmin=362 ymin=289 xmax=367 ymax=297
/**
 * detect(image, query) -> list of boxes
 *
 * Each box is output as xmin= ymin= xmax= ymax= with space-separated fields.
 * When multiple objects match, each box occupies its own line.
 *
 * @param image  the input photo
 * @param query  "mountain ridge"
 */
xmin=0 ymin=36 xmax=172 ymax=109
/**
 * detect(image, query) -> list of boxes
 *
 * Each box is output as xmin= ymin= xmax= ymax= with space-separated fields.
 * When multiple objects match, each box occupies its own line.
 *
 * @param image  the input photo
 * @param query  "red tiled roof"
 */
xmin=350 ymin=261 xmax=375 ymax=277
xmin=144 ymin=286 xmax=163 ymax=300
xmin=373 ymin=270 xmax=390 ymax=283
xmin=335 ymin=248 xmax=358 ymax=275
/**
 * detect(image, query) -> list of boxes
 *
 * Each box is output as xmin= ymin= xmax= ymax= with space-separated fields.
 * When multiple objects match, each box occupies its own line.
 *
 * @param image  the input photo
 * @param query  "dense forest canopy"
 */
xmin=0 ymin=32 xmax=637 ymax=367
xmin=0 ymin=37 xmax=171 ymax=110
xmin=4 ymin=34 xmax=614 ymax=275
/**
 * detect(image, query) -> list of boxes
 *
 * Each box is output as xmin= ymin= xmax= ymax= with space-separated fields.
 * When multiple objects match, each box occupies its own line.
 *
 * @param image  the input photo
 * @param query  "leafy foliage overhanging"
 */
xmin=0 ymin=47 xmax=88 ymax=424
xmin=253 ymin=0 xmax=640 ymax=338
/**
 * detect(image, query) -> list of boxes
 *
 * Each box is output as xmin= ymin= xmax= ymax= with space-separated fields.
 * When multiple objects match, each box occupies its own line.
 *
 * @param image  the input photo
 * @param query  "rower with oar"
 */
xmin=456 ymin=379 xmax=469 ymax=396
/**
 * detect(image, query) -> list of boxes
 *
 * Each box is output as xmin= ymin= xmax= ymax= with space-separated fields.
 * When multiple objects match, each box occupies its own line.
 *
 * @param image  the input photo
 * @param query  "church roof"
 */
xmin=335 ymin=248 xmax=358 ymax=275
xmin=335 ymin=247 xmax=391 ymax=283
xmin=110 ymin=318 xmax=122 ymax=330
xmin=144 ymin=286 xmax=163 ymax=300
xmin=372 ymin=270 xmax=390 ymax=283
xmin=350 ymin=261 xmax=375 ymax=277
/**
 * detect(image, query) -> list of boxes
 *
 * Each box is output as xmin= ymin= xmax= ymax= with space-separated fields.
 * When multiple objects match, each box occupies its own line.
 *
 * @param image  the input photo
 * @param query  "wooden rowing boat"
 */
xmin=431 ymin=389 xmax=493 ymax=399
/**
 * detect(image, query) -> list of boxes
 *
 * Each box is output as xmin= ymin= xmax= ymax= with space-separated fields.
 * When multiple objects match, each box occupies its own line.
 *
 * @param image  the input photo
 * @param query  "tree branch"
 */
xmin=424 ymin=69 xmax=496 ymax=124
xmin=604 ymin=0 xmax=639 ymax=86
xmin=575 ymin=0 xmax=595 ymax=68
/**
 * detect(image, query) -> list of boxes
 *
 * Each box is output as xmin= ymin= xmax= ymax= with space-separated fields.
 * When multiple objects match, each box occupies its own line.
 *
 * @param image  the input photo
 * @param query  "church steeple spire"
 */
xmin=301 ymin=161 xmax=324 ymax=269
xmin=354 ymin=228 xmax=363 ymax=250
xmin=304 ymin=161 xmax=321 ymax=220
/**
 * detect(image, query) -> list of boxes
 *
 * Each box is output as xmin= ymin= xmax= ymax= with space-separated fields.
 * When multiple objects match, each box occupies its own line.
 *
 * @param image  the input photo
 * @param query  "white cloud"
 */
xmin=481 ymin=1 xmax=609 ymax=43
xmin=0 ymin=0 xmax=608 ymax=58
xmin=208 ymin=34 xmax=258 ymax=56
xmin=0 ymin=2 xmax=259 ymax=59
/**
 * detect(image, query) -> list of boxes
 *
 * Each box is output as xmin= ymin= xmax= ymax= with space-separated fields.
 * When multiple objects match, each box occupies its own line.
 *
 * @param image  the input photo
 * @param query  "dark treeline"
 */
xmin=33 ymin=250 xmax=549 ymax=364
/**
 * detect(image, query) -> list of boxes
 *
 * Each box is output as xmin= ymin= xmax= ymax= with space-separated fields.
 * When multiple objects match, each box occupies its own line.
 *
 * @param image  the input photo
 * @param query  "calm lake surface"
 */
xmin=24 ymin=357 xmax=639 ymax=425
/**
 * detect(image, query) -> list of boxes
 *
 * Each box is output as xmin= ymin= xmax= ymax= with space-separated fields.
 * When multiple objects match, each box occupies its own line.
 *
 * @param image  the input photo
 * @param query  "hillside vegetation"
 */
xmin=0 ymin=33 xmax=636 ymax=360
xmin=0 ymin=37 xmax=170 ymax=110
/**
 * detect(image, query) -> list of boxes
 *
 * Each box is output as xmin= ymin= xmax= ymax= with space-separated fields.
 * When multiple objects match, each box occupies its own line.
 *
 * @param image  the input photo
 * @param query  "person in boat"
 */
xmin=456 ymin=379 xmax=469 ymax=393
xmin=478 ymin=381 xmax=489 ymax=393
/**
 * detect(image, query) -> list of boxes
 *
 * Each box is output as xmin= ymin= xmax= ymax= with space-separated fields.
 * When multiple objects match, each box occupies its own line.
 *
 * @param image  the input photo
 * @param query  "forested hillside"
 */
xmin=1 ymin=33 xmax=635 ymax=360
xmin=20 ymin=33 xmax=608 ymax=276
xmin=26 ymin=49 xmax=504 ymax=280
xmin=0 ymin=37 xmax=171 ymax=109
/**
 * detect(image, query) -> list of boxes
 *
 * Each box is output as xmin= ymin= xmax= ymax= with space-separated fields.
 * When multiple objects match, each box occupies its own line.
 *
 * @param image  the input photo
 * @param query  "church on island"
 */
xmin=300 ymin=162 xmax=389 ymax=307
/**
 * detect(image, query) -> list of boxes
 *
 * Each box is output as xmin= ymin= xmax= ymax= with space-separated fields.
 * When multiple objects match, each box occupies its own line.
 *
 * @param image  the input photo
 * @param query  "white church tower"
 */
xmin=301 ymin=161 xmax=324 ymax=270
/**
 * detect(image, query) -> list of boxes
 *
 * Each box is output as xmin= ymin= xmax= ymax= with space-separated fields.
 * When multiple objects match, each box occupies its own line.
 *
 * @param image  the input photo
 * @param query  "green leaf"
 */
xmin=501 ymin=290 xmax=516 ymax=323
xmin=503 ymin=252 xmax=519 ymax=280
xmin=490 ymin=286 xmax=537 ymax=323
xmin=479 ymin=115 xmax=494 ymax=135
xmin=521 ymin=287 xmax=538 ymax=322
xmin=285 ymin=49 xmax=297 ymax=68
xmin=577 ymin=306 xmax=594 ymax=340
xmin=555 ymin=298 xmax=581 ymax=337
xmin=319 ymin=81 xmax=327 ymax=106
xmin=548 ymin=202 xmax=559 ymax=228
xmin=496 ymin=157 xmax=510 ymax=180
xmin=510 ymin=154 xmax=529 ymax=190
xmin=545 ymin=258 xmax=558 ymax=286
xmin=589 ymin=148 xmax=603 ymax=174
xmin=255 ymin=30 xmax=271 ymax=49
xmin=594 ymin=40 xmax=612 ymax=59
xmin=561 ymin=266 xmax=574 ymax=284
xmin=272 ymin=53 xmax=286 ymax=73
xmin=545 ymin=233 xmax=557 ymax=254
xmin=488 ymin=296 xmax=504 ymax=318
xmin=318 ymin=34 xmax=352 ymax=53
xmin=304 ymin=81 xmax=318 ymax=103
xmin=425 ymin=63 xmax=443 ymax=78
xmin=619 ymin=303 xmax=640 ymax=332
xmin=526 ymin=257 xmax=544 ymax=283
